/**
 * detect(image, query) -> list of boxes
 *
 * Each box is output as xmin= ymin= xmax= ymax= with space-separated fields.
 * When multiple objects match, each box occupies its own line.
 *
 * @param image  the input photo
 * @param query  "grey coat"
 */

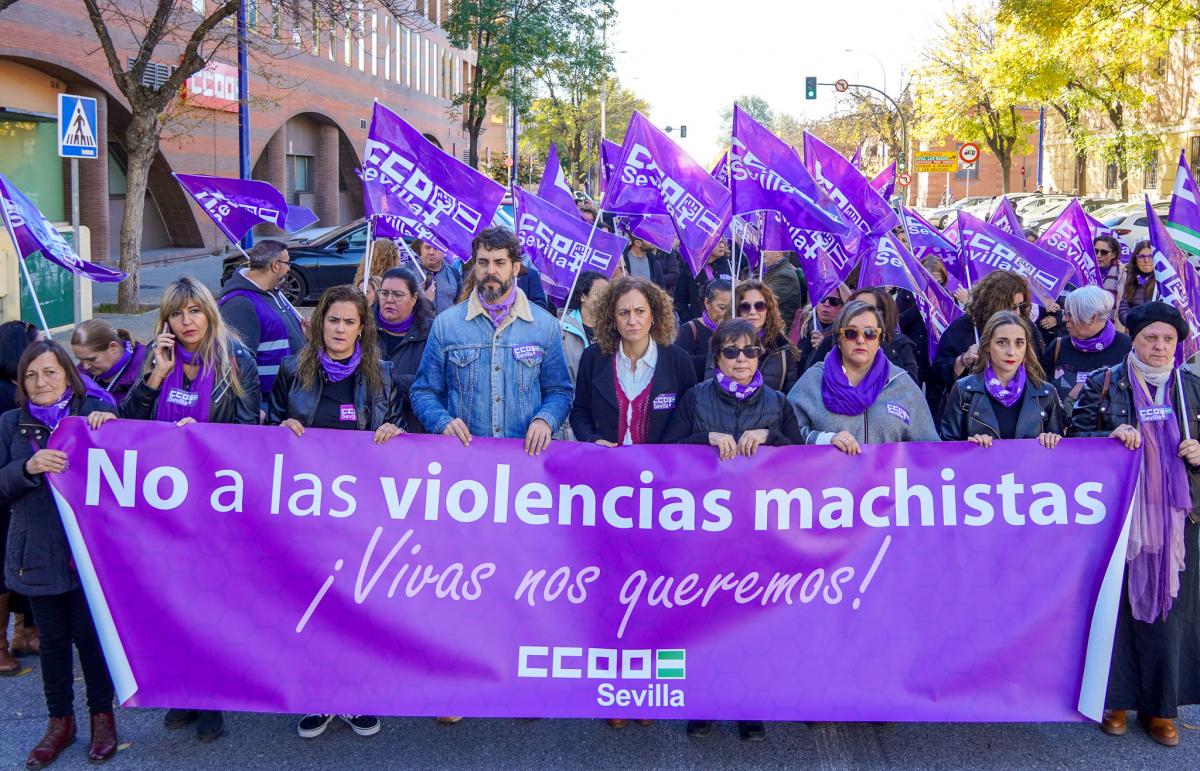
xmin=787 ymin=359 xmax=940 ymax=445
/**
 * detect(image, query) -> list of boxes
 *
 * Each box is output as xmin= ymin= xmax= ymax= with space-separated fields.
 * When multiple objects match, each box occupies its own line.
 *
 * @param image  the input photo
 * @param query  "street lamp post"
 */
xmin=843 ymin=48 xmax=886 ymax=96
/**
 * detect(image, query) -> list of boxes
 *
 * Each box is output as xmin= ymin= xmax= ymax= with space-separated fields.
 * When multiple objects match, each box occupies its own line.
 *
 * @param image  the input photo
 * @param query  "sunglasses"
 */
xmin=1095 ymin=248 xmax=1113 ymax=256
xmin=720 ymin=345 xmax=765 ymax=360
xmin=1010 ymin=302 xmax=1031 ymax=313
xmin=738 ymin=301 xmax=768 ymax=314
xmin=821 ymin=296 xmax=845 ymax=307
xmin=840 ymin=327 xmax=883 ymax=342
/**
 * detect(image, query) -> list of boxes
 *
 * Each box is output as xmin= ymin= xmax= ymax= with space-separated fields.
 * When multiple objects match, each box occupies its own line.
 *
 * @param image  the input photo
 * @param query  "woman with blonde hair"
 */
xmin=353 ymin=239 xmax=402 ymax=305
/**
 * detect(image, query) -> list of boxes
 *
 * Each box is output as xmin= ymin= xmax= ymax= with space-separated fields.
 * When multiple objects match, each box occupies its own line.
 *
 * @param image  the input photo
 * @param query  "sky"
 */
xmin=610 ymin=0 xmax=958 ymax=164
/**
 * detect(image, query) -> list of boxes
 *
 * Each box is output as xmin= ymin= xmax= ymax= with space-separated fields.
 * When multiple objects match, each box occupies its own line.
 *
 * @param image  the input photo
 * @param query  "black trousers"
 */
xmin=29 ymin=589 xmax=115 ymax=717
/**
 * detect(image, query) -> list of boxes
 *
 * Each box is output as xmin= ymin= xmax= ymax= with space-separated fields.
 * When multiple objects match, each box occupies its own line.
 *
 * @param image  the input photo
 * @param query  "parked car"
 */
xmin=1104 ymin=201 xmax=1171 ymax=249
xmin=1079 ymin=198 xmax=1120 ymax=213
xmin=222 ymin=219 xmax=375 ymax=304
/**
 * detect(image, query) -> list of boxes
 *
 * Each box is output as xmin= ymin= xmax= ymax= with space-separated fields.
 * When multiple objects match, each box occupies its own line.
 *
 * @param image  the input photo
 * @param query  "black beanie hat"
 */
xmin=1126 ymin=300 xmax=1190 ymax=342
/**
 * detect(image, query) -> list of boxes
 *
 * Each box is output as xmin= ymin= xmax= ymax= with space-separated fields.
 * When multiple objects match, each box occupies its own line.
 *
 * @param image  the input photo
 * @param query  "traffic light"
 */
xmin=805 ymin=77 xmax=817 ymax=100
xmin=680 ymin=125 xmax=687 ymax=138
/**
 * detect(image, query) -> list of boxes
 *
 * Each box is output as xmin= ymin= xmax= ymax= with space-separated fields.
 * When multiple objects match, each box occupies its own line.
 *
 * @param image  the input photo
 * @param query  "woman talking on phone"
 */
xmin=118 ymin=276 xmax=259 ymax=742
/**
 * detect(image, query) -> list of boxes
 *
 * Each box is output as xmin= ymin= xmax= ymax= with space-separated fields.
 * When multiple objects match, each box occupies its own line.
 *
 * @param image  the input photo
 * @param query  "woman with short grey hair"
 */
xmin=1041 ymin=285 xmax=1131 ymax=415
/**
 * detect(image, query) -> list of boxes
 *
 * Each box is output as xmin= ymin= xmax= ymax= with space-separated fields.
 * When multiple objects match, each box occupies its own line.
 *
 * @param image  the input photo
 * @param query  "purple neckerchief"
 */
xmin=984 ymin=364 xmax=1026 ymax=408
xmin=97 ymin=341 xmax=134 ymax=381
xmin=479 ymin=289 xmax=517 ymax=328
xmin=1136 ymin=273 xmax=1150 ymax=286
xmin=1126 ymin=357 xmax=1191 ymax=622
xmin=821 ymin=348 xmax=890 ymax=416
xmin=26 ymin=388 xmax=73 ymax=430
xmin=319 ymin=343 xmax=362 ymax=383
xmin=1070 ymin=320 xmax=1117 ymax=353
xmin=156 ymin=346 xmax=215 ymax=424
xmin=700 ymin=311 xmax=719 ymax=332
xmin=80 ymin=374 xmax=117 ymax=406
xmin=376 ymin=305 xmax=415 ymax=336
xmin=715 ymin=370 xmax=764 ymax=401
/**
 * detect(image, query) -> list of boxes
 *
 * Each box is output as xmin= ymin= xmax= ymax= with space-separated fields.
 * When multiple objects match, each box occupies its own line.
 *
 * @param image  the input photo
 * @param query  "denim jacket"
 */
xmin=410 ymin=288 xmax=574 ymax=437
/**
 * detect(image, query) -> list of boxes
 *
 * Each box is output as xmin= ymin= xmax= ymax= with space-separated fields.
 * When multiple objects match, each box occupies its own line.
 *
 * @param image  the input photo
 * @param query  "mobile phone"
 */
xmin=160 ymin=324 xmax=174 ymax=362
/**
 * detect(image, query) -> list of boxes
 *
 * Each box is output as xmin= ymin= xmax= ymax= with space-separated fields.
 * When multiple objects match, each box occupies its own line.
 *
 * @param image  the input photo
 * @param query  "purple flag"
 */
xmin=761 ymin=212 xmax=860 ymax=303
xmin=605 ymin=112 xmax=733 ymax=276
xmin=1037 ymin=200 xmax=1100 ymax=288
xmin=599 ymin=139 xmax=622 ymax=192
xmin=901 ymin=208 xmax=958 ymax=265
xmin=0 ymin=174 xmax=127 ymax=283
xmin=957 ymin=211 xmax=1074 ymax=306
xmin=730 ymin=106 xmax=848 ymax=236
xmin=869 ymin=163 xmax=897 ymax=201
xmin=174 ymin=173 xmax=318 ymax=245
xmin=514 ymin=187 xmax=624 ymax=301
xmin=850 ymin=145 xmax=863 ymax=170
xmin=987 ymin=197 xmax=1023 ymax=235
xmin=538 ymin=143 xmax=579 ymax=216
xmin=362 ymin=101 xmax=503 ymax=261
xmin=857 ymin=233 xmax=964 ymax=360
xmin=1167 ymin=149 xmax=1200 ymax=266
xmin=710 ymin=152 xmax=729 ymax=187
xmin=49 ymin=419 xmax=1138 ymax=721
xmin=615 ymin=215 xmax=677 ymax=254
xmin=1145 ymin=196 xmax=1200 ymax=363
xmin=803 ymin=133 xmax=900 ymax=236
xmin=1085 ymin=212 xmax=1131 ymax=262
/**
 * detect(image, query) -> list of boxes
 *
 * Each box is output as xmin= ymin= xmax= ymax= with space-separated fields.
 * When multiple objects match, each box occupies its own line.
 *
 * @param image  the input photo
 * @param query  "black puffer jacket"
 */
xmin=379 ymin=315 xmax=432 ymax=432
xmin=119 ymin=343 xmax=260 ymax=425
xmin=267 ymin=357 xmax=404 ymax=431
xmin=1 ymin=396 xmax=115 ymax=596
xmin=940 ymin=372 xmax=1065 ymax=440
xmin=664 ymin=379 xmax=804 ymax=445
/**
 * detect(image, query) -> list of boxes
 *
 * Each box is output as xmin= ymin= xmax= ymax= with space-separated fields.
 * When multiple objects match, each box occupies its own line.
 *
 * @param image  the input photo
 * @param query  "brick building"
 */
xmin=909 ymin=109 xmax=1044 ymax=207
xmin=0 ymin=0 xmax=508 ymax=268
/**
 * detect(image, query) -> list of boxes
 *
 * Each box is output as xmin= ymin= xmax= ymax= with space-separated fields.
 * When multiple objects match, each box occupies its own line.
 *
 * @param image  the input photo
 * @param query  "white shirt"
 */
xmin=615 ymin=339 xmax=658 ymax=445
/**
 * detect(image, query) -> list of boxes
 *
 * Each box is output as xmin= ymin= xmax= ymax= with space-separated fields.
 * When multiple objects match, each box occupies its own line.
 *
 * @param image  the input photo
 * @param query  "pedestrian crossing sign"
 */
xmin=58 ymin=94 xmax=98 ymax=159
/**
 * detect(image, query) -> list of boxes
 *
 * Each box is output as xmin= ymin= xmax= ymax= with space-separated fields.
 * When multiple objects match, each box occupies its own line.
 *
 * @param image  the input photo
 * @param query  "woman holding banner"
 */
xmin=734 ymin=280 xmax=799 ymax=392
xmin=940 ymin=311 xmax=1064 ymax=445
xmin=1041 ymin=286 xmax=1131 ymax=417
xmin=268 ymin=284 xmax=401 ymax=741
xmin=788 ymin=300 xmax=939 ymax=452
xmin=1069 ymin=301 xmax=1200 ymax=748
xmin=119 ymin=276 xmax=259 ymax=743
xmin=0 ymin=340 xmax=120 ymax=766
xmin=70 ymin=319 xmax=149 ymax=401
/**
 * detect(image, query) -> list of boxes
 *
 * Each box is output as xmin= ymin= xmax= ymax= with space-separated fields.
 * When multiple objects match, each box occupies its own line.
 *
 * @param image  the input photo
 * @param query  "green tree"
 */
xmin=718 ymin=94 xmax=775 ymax=137
xmin=445 ymin=0 xmax=613 ymax=171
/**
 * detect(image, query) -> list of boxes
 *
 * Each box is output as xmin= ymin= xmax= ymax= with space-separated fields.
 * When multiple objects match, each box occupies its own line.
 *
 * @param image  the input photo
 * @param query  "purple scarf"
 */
xmin=715 ymin=370 xmax=764 ymax=401
xmin=984 ymin=364 xmax=1026 ymax=408
xmin=479 ymin=289 xmax=517 ymax=328
xmin=821 ymin=348 xmax=890 ymax=416
xmin=155 ymin=347 xmax=215 ymax=424
xmin=319 ymin=343 xmax=362 ymax=383
xmin=27 ymin=388 xmax=74 ymax=431
xmin=700 ymin=311 xmax=719 ymax=332
xmin=1070 ymin=320 xmax=1117 ymax=353
xmin=97 ymin=341 xmax=134 ymax=381
xmin=1126 ymin=355 xmax=1191 ymax=622
xmin=376 ymin=305 xmax=415 ymax=336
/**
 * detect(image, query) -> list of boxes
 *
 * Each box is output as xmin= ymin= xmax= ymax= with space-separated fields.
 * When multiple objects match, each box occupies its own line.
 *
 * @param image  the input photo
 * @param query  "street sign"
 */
xmin=913 ymin=151 xmax=957 ymax=173
xmin=898 ymin=172 xmax=912 ymax=187
xmin=58 ymin=94 xmax=98 ymax=159
xmin=834 ymin=79 xmax=849 ymax=93
xmin=958 ymin=143 xmax=980 ymax=165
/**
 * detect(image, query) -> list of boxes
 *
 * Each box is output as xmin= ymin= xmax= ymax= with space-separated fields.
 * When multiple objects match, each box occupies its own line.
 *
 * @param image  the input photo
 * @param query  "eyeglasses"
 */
xmin=738 ymin=300 xmax=768 ymax=314
xmin=840 ymin=327 xmax=883 ymax=342
xmin=720 ymin=345 xmax=764 ymax=360
xmin=1010 ymin=302 xmax=1031 ymax=313
xmin=1095 ymin=248 xmax=1113 ymax=256
xmin=821 ymin=296 xmax=844 ymax=307
xmin=377 ymin=290 xmax=410 ymax=301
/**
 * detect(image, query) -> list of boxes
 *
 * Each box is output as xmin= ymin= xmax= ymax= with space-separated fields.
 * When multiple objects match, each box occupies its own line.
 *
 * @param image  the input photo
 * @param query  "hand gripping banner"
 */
xmin=48 ymin=420 xmax=1138 ymax=722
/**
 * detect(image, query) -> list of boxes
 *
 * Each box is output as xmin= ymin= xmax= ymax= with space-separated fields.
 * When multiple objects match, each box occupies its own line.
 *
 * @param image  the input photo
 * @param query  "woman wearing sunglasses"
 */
xmin=734 ymin=280 xmax=799 ymax=393
xmin=789 ymin=300 xmax=938 ymax=453
xmin=792 ymin=286 xmax=849 ymax=366
xmin=804 ymin=287 xmax=921 ymax=384
xmin=1094 ymin=235 xmax=1124 ymax=303
xmin=940 ymin=311 xmax=1064 ymax=446
xmin=1118 ymin=240 xmax=1156 ymax=328
xmin=664 ymin=317 xmax=801 ymax=742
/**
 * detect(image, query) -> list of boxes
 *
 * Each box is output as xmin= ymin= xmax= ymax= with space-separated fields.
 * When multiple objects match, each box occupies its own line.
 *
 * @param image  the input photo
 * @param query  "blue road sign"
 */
xmin=58 ymin=94 xmax=98 ymax=159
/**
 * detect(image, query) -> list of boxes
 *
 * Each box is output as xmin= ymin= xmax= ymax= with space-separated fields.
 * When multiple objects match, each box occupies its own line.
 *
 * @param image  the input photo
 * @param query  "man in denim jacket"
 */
xmin=411 ymin=227 xmax=573 ymax=455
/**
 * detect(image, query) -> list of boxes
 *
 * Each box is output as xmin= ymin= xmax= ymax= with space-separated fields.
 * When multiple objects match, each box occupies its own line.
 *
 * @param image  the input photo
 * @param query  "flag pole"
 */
xmin=397 ymin=237 xmax=427 ymax=282
xmin=1178 ymin=371 xmax=1193 ymax=442
xmin=361 ymin=216 xmax=376 ymax=293
xmin=0 ymin=197 xmax=51 ymax=336
xmin=559 ymin=209 xmax=603 ymax=330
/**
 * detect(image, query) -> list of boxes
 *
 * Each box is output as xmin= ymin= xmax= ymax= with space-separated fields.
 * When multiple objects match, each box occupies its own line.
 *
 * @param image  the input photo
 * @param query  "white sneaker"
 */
xmin=339 ymin=714 xmax=381 ymax=737
xmin=297 ymin=713 xmax=334 ymax=738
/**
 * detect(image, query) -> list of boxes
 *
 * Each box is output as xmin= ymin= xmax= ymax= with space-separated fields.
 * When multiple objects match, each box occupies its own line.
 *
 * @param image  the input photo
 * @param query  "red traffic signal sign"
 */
xmin=834 ymin=79 xmax=849 ymax=93
xmin=898 ymin=172 xmax=911 ymax=187
xmin=959 ymin=143 xmax=980 ymax=165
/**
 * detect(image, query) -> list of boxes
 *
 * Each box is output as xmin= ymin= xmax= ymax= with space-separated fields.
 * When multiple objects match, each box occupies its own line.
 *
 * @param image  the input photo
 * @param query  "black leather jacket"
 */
xmin=267 ymin=356 xmax=404 ymax=431
xmin=664 ymin=379 xmax=804 ymax=445
xmin=119 ymin=343 xmax=260 ymax=425
xmin=940 ymin=372 xmax=1065 ymax=440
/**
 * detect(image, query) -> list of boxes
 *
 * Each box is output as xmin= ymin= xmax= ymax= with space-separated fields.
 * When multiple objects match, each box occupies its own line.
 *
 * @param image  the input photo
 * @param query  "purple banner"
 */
xmin=605 ymin=112 xmax=732 ymax=277
xmin=761 ymin=212 xmax=860 ymax=303
xmin=49 ymin=420 xmax=1137 ymax=721
xmin=803 ymin=133 xmax=900 ymax=236
xmin=514 ymin=187 xmax=624 ymax=300
xmin=0 ymin=174 xmax=128 ymax=283
xmin=538 ymin=143 xmax=579 ymax=216
xmin=988 ymin=197 xmax=1023 ymax=235
xmin=362 ymin=102 xmax=504 ymax=261
xmin=1145 ymin=196 xmax=1200 ymax=363
xmin=1038 ymin=200 xmax=1100 ymax=288
xmin=901 ymin=207 xmax=959 ymax=266
xmin=174 ymin=173 xmax=317 ymax=245
xmin=957 ymin=211 xmax=1074 ymax=305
